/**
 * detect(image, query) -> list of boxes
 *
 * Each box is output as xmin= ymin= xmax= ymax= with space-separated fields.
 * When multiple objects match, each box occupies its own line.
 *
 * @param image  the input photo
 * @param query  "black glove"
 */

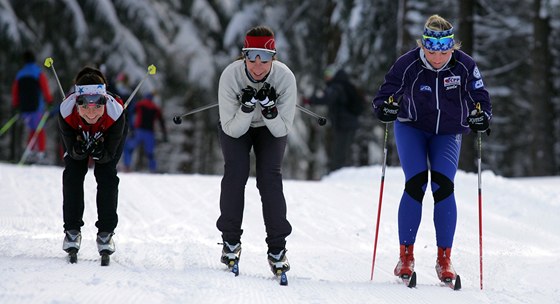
xmin=256 ymin=82 xmax=278 ymax=119
xmin=467 ymin=110 xmax=490 ymax=133
xmin=73 ymin=136 xmax=90 ymax=156
xmin=90 ymin=137 xmax=104 ymax=161
xmin=377 ymin=100 xmax=400 ymax=123
xmin=240 ymin=86 xmax=257 ymax=113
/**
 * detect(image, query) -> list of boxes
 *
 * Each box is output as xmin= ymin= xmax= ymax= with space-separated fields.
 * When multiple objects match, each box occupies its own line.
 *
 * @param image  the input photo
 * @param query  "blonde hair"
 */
xmin=416 ymin=14 xmax=462 ymax=50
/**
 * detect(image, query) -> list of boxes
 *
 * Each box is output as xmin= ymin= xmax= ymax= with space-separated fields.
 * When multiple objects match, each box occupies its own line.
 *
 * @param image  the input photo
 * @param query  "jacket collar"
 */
xmin=418 ymin=48 xmax=456 ymax=72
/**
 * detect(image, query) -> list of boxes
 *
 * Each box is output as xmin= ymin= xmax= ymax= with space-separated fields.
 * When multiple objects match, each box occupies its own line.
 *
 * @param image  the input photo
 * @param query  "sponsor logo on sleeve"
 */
xmin=473 ymin=66 xmax=481 ymax=79
xmin=474 ymin=79 xmax=484 ymax=89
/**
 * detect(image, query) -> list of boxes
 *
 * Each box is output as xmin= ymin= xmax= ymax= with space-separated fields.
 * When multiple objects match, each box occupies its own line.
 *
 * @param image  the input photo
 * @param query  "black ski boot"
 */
xmin=97 ymin=232 xmax=115 ymax=266
xmin=63 ymin=230 xmax=81 ymax=263
xmin=221 ymin=241 xmax=241 ymax=276
xmin=268 ymin=249 xmax=290 ymax=285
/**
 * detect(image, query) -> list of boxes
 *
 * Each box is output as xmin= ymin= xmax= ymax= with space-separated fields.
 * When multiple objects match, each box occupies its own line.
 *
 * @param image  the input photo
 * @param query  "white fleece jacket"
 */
xmin=218 ymin=60 xmax=297 ymax=138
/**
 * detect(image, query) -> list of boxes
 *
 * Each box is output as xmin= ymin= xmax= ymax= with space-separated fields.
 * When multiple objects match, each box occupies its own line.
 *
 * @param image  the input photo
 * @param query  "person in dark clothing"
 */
xmin=217 ymin=25 xmax=297 ymax=276
xmin=372 ymin=14 xmax=492 ymax=283
xmin=307 ymin=66 xmax=363 ymax=172
xmin=123 ymin=92 xmax=167 ymax=172
xmin=11 ymin=50 xmax=53 ymax=162
xmin=58 ymin=66 xmax=127 ymax=261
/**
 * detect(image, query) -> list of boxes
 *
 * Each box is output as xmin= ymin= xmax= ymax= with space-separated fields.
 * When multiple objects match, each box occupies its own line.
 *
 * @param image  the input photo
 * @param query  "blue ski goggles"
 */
xmin=243 ymin=49 xmax=276 ymax=63
xmin=422 ymin=34 xmax=455 ymax=52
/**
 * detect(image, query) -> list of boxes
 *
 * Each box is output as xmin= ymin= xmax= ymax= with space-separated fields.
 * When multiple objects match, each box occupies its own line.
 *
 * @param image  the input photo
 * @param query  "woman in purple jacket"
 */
xmin=372 ymin=14 xmax=492 ymax=283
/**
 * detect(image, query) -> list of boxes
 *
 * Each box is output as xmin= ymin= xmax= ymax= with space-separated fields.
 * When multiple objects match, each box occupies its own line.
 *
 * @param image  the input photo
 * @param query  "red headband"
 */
xmin=243 ymin=35 xmax=275 ymax=51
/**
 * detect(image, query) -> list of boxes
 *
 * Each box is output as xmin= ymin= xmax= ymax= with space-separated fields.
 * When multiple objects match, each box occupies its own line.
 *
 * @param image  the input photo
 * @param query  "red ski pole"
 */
xmin=370 ymin=120 xmax=390 ymax=280
xmin=477 ymin=132 xmax=484 ymax=290
xmin=476 ymin=104 xmax=484 ymax=290
xmin=370 ymin=95 xmax=399 ymax=281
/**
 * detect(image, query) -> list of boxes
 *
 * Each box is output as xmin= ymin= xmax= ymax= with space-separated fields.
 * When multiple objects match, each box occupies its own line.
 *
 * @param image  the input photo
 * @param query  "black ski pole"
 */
xmin=296 ymin=104 xmax=327 ymax=126
xmin=173 ymin=103 xmax=219 ymax=124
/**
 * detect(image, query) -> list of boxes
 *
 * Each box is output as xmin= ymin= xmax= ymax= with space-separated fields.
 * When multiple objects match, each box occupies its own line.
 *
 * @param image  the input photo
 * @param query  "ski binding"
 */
xmin=442 ymin=274 xmax=461 ymax=290
xmin=400 ymin=272 xmax=417 ymax=288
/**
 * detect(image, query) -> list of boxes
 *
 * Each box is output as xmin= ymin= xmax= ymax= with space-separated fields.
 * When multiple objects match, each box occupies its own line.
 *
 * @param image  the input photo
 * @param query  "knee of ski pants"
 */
xmin=405 ymin=170 xmax=428 ymax=202
xmin=431 ymin=170 xmax=454 ymax=203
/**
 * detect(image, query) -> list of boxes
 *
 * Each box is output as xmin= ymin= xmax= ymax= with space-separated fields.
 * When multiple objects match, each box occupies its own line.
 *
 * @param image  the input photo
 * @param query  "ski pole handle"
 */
xmin=44 ymin=57 xmax=66 ymax=98
xmin=124 ymin=64 xmax=157 ymax=109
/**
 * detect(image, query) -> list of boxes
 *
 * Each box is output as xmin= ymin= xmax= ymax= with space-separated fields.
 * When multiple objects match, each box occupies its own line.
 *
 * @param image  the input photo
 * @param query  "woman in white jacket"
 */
xmin=216 ymin=25 xmax=297 ymax=277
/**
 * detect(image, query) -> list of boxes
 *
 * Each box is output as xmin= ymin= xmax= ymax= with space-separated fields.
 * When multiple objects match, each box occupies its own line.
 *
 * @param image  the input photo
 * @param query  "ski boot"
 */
xmin=221 ymin=241 xmax=241 ymax=276
xmin=268 ymin=249 xmax=290 ymax=285
xmin=394 ymin=244 xmax=415 ymax=277
xmin=97 ymin=232 xmax=115 ymax=266
xmin=267 ymin=249 xmax=290 ymax=273
xmin=435 ymin=247 xmax=457 ymax=281
xmin=63 ymin=230 xmax=81 ymax=263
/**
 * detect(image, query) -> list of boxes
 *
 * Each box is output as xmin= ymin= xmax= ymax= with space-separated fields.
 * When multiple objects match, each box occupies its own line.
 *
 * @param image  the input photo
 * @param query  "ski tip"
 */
xmin=68 ymin=254 xmax=78 ymax=264
xmin=278 ymin=271 xmax=288 ymax=286
xmin=100 ymin=254 xmax=110 ymax=266
xmin=408 ymin=272 xmax=417 ymax=288
xmin=67 ymin=249 xmax=78 ymax=264
xmin=230 ymin=261 xmax=239 ymax=276
xmin=441 ymin=274 xmax=461 ymax=290
xmin=454 ymin=275 xmax=462 ymax=290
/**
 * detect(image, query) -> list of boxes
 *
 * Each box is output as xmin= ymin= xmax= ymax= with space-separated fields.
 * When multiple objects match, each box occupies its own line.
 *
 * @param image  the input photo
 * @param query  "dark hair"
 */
xmin=246 ymin=25 xmax=274 ymax=37
xmin=74 ymin=66 xmax=108 ymax=85
xmin=23 ymin=50 xmax=35 ymax=63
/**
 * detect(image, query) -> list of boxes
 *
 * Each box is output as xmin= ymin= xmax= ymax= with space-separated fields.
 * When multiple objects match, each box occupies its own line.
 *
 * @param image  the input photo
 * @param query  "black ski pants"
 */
xmin=216 ymin=125 xmax=292 ymax=253
xmin=62 ymin=152 xmax=123 ymax=233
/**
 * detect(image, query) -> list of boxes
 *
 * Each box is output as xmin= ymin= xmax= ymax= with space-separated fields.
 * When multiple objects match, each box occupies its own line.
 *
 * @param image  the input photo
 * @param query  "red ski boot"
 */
xmin=394 ymin=245 xmax=415 ymax=278
xmin=435 ymin=247 xmax=457 ymax=281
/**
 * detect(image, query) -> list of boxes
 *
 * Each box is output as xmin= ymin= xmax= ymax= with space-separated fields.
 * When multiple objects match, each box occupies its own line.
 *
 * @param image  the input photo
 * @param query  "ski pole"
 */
xmin=18 ymin=111 xmax=50 ymax=165
xmin=173 ymin=103 xmax=219 ymax=125
xmin=44 ymin=57 xmax=66 ymax=98
xmin=475 ymin=103 xmax=484 ymax=290
xmin=296 ymin=104 xmax=327 ymax=126
xmin=124 ymin=65 xmax=157 ymax=109
xmin=172 ymin=103 xmax=328 ymax=126
xmin=370 ymin=122 xmax=389 ymax=281
xmin=0 ymin=113 xmax=20 ymax=136
xmin=370 ymin=95 xmax=399 ymax=281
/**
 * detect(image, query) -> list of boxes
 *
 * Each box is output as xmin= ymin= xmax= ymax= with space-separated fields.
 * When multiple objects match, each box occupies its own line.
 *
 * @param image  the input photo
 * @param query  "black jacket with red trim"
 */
xmin=58 ymin=92 xmax=126 ymax=164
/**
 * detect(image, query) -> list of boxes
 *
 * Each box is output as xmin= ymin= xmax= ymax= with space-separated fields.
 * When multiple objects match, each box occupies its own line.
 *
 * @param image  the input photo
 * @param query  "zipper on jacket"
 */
xmin=435 ymin=71 xmax=441 ymax=134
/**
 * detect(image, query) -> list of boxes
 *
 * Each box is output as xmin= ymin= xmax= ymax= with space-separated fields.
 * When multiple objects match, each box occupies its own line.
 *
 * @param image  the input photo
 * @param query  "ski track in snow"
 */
xmin=0 ymin=163 xmax=559 ymax=303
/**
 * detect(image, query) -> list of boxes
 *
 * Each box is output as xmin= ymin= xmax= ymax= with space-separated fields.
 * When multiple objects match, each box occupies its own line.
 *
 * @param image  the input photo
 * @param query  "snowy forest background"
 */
xmin=1 ymin=0 xmax=559 ymax=179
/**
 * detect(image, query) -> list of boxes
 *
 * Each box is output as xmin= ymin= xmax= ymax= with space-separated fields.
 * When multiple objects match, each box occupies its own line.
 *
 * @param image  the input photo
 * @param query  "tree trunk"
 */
xmin=458 ymin=0 xmax=477 ymax=173
xmin=530 ymin=0 xmax=555 ymax=176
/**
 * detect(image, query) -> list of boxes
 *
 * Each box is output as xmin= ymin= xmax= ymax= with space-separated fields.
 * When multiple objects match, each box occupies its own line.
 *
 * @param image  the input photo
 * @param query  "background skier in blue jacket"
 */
xmin=372 ymin=14 xmax=492 ymax=283
xmin=11 ymin=50 xmax=53 ymax=163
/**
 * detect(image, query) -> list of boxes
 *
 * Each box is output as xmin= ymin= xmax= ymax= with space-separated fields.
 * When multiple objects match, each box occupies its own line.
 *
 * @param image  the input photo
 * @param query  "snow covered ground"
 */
xmin=0 ymin=162 xmax=558 ymax=303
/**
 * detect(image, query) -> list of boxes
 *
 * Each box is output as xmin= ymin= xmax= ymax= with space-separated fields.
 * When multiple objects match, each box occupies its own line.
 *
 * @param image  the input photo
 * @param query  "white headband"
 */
xmin=75 ymin=84 xmax=106 ymax=96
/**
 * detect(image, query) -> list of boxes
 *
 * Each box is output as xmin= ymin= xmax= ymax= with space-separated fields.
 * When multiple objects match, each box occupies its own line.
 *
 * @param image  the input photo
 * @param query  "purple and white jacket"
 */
xmin=373 ymin=47 xmax=491 ymax=134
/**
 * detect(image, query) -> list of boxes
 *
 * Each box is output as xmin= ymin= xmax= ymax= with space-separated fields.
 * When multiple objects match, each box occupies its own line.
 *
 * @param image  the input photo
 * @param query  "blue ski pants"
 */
xmin=394 ymin=121 xmax=461 ymax=248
